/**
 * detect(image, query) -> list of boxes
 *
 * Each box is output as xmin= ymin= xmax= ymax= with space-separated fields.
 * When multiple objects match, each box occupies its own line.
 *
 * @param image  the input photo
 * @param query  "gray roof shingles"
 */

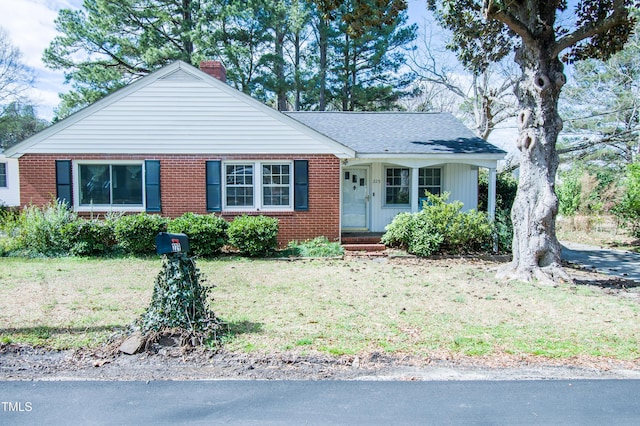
xmin=285 ymin=111 xmax=506 ymax=156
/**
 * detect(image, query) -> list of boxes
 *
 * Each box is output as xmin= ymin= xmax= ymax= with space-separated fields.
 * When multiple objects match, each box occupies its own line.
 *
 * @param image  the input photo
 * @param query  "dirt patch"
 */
xmin=2 ymin=342 xmax=640 ymax=381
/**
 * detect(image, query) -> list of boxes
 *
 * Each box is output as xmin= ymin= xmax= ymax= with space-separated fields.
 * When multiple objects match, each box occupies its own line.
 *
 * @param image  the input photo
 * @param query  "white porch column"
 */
xmin=411 ymin=167 xmax=420 ymax=212
xmin=488 ymin=167 xmax=497 ymax=221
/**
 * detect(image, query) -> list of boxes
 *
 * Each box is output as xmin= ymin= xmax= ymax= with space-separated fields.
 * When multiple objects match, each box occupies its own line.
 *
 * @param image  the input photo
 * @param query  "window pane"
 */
xmin=419 ymin=168 xmax=442 ymax=198
xmin=79 ymin=164 xmax=110 ymax=205
xmin=226 ymin=164 xmax=254 ymax=207
xmin=386 ymin=167 xmax=410 ymax=205
xmin=262 ymin=164 xmax=290 ymax=206
xmin=112 ymin=165 xmax=143 ymax=205
xmin=0 ymin=163 xmax=6 ymax=187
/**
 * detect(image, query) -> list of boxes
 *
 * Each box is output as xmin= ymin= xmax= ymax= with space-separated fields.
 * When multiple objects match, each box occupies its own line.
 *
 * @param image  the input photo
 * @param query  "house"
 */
xmin=4 ymin=60 xmax=505 ymax=245
xmin=0 ymin=151 xmax=20 ymax=207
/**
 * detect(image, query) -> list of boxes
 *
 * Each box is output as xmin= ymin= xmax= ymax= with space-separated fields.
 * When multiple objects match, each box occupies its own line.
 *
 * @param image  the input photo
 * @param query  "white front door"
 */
xmin=342 ymin=168 xmax=369 ymax=230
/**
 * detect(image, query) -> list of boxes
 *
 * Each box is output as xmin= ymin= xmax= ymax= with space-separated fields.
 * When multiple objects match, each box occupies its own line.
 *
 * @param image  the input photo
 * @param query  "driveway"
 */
xmin=561 ymin=241 xmax=640 ymax=282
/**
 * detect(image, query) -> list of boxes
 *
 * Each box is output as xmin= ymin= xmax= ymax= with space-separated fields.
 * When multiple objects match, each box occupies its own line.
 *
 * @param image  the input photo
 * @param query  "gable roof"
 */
xmin=285 ymin=112 xmax=506 ymax=158
xmin=5 ymin=61 xmax=355 ymax=158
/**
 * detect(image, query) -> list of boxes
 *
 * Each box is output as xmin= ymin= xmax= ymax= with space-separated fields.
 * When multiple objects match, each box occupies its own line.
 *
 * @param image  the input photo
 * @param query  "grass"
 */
xmin=1 ymin=256 xmax=639 ymax=361
xmin=557 ymin=214 xmax=638 ymax=251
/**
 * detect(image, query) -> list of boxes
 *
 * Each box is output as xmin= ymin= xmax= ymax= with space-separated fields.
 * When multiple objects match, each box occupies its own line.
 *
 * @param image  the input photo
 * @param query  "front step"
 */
xmin=342 ymin=243 xmax=387 ymax=252
xmin=341 ymin=232 xmax=386 ymax=253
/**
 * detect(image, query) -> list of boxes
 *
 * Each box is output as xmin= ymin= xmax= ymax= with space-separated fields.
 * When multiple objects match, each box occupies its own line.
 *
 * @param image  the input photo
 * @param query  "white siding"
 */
xmin=18 ymin=68 xmax=352 ymax=157
xmin=0 ymin=157 xmax=20 ymax=206
xmin=444 ymin=163 xmax=478 ymax=211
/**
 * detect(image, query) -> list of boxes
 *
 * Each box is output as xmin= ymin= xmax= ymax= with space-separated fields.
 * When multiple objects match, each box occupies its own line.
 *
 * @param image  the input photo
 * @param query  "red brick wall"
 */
xmin=18 ymin=153 xmax=341 ymax=245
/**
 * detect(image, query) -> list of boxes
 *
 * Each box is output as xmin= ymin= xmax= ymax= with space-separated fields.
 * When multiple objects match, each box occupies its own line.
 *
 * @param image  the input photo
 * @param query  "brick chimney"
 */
xmin=199 ymin=60 xmax=226 ymax=83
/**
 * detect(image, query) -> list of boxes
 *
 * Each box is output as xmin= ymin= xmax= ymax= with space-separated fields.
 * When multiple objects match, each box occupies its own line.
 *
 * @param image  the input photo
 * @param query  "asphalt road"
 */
xmin=2 ymin=380 xmax=640 ymax=425
xmin=561 ymin=241 xmax=640 ymax=282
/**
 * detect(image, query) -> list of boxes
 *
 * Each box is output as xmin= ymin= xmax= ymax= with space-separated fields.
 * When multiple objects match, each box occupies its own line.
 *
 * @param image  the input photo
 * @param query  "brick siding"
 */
xmin=18 ymin=153 xmax=341 ymax=245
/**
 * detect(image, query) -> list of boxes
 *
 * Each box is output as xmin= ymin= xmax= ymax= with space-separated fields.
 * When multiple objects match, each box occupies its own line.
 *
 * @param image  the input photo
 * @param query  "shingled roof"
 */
xmin=285 ymin=111 xmax=506 ymax=156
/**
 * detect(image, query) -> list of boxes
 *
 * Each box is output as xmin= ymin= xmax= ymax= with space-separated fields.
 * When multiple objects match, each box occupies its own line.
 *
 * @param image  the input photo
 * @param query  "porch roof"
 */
xmin=285 ymin=112 xmax=506 ymax=157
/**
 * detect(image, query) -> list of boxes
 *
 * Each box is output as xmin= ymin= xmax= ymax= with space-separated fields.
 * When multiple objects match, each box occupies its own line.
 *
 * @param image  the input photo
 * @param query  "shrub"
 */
xmin=167 ymin=213 xmax=228 ymax=257
xmin=478 ymin=170 xmax=518 ymax=214
xmin=286 ymin=236 xmax=344 ymax=257
xmin=227 ymin=215 xmax=279 ymax=257
xmin=114 ymin=213 xmax=168 ymax=255
xmin=494 ymin=208 xmax=513 ymax=253
xmin=12 ymin=201 xmax=77 ymax=256
xmin=382 ymin=192 xmax=493 ymax=256
xmin=61 ymin=218 xmax=117 ymax=256
xmin=380 ymin=212 xmax=415 ymax=248
xmin=613 ymin=163 xmax=640 ymax=238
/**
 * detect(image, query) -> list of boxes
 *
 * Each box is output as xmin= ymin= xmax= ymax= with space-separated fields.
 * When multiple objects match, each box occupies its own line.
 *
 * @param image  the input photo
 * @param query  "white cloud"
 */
xmin=0 ymin=0 xmax=83 ymax=119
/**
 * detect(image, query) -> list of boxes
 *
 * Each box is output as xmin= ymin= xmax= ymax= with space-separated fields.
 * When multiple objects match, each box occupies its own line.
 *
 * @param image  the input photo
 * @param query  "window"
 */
xmin=419 ymin=167 xmax=442 ymax=197
xmin=76 ymin=162 xmax=144 ymax=209
xmin=262 ymin=164 xmax=290 ymax=206
xmin=0 ymin=162 xmax=6 ymax=188
xmin=226 ymin=164 xmax=254 ymax=207
xmin=223 ymin=161 xmax=292 ymax=210
xmin=385 ymin=167 xmax=410 ymax=205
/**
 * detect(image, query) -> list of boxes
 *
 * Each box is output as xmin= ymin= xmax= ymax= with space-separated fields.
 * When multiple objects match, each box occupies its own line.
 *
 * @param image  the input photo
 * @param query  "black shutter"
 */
xmin=55 ymin=160 xmax=72 ymax=205
xmin=145 ymin=160 xmax=161 ymax=212
xmin=294 ymin=160 xmax=309 ymax=211
xmin=206 ymin=160 xmax=222 ymax=212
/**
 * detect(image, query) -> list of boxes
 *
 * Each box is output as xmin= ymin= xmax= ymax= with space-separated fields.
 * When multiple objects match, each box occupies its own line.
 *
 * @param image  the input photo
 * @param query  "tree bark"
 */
xmin=497 ymin=42 xmax=571 ymax=284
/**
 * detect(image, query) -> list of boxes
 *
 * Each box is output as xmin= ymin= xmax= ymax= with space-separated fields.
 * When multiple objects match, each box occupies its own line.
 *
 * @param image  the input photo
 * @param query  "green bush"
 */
xmin=12 ymin=201 xmax=77 ymax=257
xmin=286 ymin=236 xmax=344 ymax=257
xmin=613 ymin=163 xmax=640 ymax=238
xmin=380 ymin=212 xmax=415 ymax=248
xmin=114 ymin=213 xmax=168 ymax=256
xmin=493 ymin=208 xmax=513 ymax=253
xmin=227 ymin=215 xmax=279 ymax=257
xmin=382 ymin=192 xmax=493 ymax=257
xmin=478 ymin=170 xmax=518 ymax=214
xmin=167 ymin=213 xmax=228 ymax=257
xmin=61 ymin=218 xmax=117 ymax=256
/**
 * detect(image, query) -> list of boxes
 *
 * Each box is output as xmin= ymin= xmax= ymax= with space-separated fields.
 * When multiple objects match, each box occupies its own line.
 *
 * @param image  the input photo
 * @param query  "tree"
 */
xmin=559 ymin=13 xmax=640 ymax=167
xmin=408 ymin=18 xmax=519 ymax=140
xmin=43 ymin=0 xmax=202 ymax=119
xmin=428 ymin=0 xmax=638 ymax=283
xmin=312 ymin=0 xmax=417 ymax=111
xmin=0 ymin=27 xmax=35 ymax=105
xmin=0 ymin=28 xmax=47 ymax=148
xmin=0 ymin=103 xmax=49 ymax=150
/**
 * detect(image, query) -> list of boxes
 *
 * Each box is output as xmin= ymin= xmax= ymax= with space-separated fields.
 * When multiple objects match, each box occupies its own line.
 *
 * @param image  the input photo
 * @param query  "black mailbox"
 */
xmin=156 ymin=232 xmax=190 ymax=255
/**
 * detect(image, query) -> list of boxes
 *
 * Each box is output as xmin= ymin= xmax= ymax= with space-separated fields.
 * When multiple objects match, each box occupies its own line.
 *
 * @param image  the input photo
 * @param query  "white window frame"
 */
xmin=222 ymin=161 xmax=294 ymax=212
xmin=384 ymin=166 xmax=411 ymax=207
xmin=73 ymin=160 xmax=146 ymax=212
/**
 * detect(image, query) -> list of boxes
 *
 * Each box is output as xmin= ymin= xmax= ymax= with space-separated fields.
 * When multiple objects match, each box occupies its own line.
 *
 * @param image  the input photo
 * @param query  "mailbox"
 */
xmin=156 ymin=232 xmax=190 ymax=255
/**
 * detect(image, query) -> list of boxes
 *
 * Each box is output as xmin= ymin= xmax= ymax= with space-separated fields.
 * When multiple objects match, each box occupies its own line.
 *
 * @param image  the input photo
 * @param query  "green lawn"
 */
xmin=1 ymin=256 xmax=639 ymax=361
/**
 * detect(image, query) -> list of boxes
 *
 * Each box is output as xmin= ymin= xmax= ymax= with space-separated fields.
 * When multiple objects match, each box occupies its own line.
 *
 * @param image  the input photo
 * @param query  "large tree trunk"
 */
xmin=497 ymin=44 xmax=572 ymax=285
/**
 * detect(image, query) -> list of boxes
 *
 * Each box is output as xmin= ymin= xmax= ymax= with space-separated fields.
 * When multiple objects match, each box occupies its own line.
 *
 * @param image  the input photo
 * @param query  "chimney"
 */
xmin=199 ymin=60 xmax=226 ymax=83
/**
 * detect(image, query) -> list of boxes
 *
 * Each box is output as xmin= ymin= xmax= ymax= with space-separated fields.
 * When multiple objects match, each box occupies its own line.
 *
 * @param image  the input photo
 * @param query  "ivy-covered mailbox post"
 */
xmin=137 ymin=232 xmax=220 ymax=346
